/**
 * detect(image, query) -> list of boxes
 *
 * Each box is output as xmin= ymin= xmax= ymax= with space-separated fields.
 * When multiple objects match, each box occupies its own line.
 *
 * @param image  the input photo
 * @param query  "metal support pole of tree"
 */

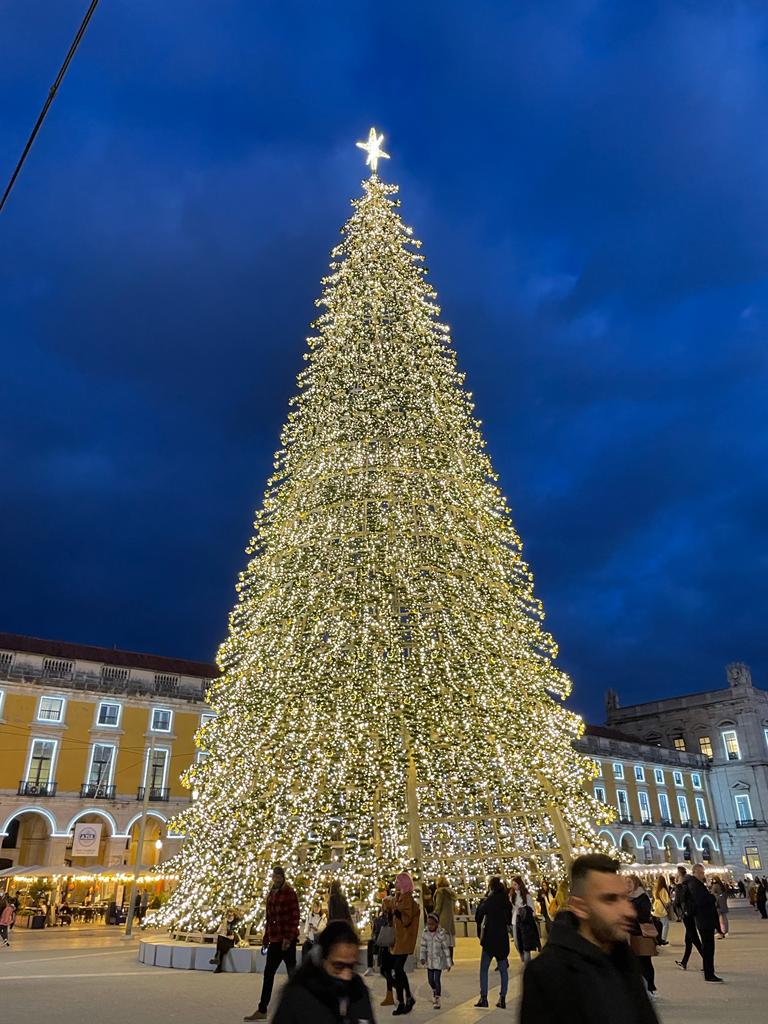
xmin=124 ymin=735 xmax=154 ymax=938
xmin=536 ymin=772 xmax=573 ymax=869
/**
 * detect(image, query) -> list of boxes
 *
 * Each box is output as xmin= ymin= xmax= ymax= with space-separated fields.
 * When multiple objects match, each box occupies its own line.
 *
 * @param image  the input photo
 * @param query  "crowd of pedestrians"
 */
xmin=198 ymin=856 xmax=759 ymax=1022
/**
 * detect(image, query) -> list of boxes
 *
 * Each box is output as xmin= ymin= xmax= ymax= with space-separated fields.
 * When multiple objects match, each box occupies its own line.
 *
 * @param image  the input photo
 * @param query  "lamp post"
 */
xmin=124 ymin=735 xmax=155 ymax=938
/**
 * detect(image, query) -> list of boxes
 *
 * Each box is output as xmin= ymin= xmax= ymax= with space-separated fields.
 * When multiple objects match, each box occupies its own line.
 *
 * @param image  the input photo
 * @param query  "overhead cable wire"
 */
xmin=0 ymin=0 xmax=102 ymax=214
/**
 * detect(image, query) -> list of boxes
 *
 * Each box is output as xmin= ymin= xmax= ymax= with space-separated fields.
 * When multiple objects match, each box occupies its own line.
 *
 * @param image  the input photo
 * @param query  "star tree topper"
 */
xmin=356 ymin=127 xmax=390 ymax=173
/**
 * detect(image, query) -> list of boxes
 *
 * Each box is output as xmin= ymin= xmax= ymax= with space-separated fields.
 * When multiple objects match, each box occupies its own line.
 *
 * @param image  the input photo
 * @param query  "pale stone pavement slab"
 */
xmin=0 ymin=904 xmax=765 ymax=1023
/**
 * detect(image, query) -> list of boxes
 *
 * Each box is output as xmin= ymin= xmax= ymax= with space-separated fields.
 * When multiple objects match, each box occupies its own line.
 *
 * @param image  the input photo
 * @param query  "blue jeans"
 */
xmin=427 ymin=967 xmax=442 ymax=996
xmin=480 ymin=949 xmax=508 ymax=999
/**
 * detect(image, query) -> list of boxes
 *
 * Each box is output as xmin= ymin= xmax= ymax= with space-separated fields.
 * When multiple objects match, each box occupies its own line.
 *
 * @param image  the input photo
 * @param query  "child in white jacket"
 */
xmin=419 ymin=912 xmax=452 ymax=1008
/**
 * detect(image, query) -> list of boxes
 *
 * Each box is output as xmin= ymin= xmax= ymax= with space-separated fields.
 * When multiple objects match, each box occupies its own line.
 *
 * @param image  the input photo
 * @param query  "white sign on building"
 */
xmin=72 ymin=822 xmax=102 ymax=857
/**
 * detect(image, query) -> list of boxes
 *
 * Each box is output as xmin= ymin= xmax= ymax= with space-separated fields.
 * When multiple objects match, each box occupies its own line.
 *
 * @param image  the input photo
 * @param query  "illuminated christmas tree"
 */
xmin=158 ymin=130 xmax=611 ymax=931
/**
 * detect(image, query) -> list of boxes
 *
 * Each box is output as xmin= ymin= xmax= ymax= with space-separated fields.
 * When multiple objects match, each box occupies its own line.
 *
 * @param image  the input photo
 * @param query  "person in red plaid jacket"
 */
xmin=244 ymin=865 xmax=300 ymax=1021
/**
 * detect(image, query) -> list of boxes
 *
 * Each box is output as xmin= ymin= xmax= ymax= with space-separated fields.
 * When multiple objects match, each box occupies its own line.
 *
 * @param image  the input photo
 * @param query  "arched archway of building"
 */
xmin=619 ymin=831 xmax=637 ymax=859
xmin=66 ymin=811 xmax=115 ymax=868
xmin=598 ymin=829 xmax=618 ymax=851
xmin=682 ymin=835 xmax=694 ymax=863
xmin=641 ymin=834 xmax=658 ymax=865
xmin=662 ymin=835 xmax=678 ymax=864
xmin=126 ymin=813 xmax=168 ymax=868
xmin=0 ymin=809 xmax=54 ymax=866
xmin=701 ymin=837 xmax=714 ymax=863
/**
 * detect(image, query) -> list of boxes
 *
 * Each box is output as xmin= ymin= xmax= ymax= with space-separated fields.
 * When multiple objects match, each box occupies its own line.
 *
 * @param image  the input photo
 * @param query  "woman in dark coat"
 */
xmin=474 ymin=876 xmax=512 ymax=1009
xmin=327 ymin=880 xmax=353 ymax=923
xmin=273 ymin=920 xmax=374 ymax=1024
xmin=627 ymin=876 xmax=657 ymax=995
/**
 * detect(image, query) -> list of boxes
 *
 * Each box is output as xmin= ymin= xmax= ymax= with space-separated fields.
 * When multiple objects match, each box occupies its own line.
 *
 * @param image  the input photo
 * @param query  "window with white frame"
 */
xmin=37 ymin=695 xmax=65 ymax=722
xmin=200 ymin=712 xmax=216 ymax=726
xmin=0 ymin=688 xmax=4 ymax=718
xmin=654 ymin=768 xmax=664 ymax=785
xmin=634 ymin=765 xmax=645 ymax=782
xmin=764 ymin=727 xmax=768 ymax=751
xmin=145 ymin=747 xmax=169 ymax=791
xmin=616 ymin=789 xmax=630 ymax=820
xmin=87 ymin=743 xmax=115 ymax=789
xmin=695 ymin=797 xmax=708 ymax=827
xmin=613 ymin=762 xmax=624 ymax=780
xmin=96 ymin=701 xmax=121 ymax=727
xmin=673 ymin=736 xmax=686 ymax=752
xmin=673 ymin=770 xmax=684 ymax=787
xmin=594 ymin=784 xmax=607 ymax=803
xmin=745 ymin=845 xmax=761 ymax=870
xmin=722 ymin=730 xmax=741 ymax=761
xmin=638 ymin=791 xmax=653 ymax=823
xmin=150 ymin=707 xmax=173 ymax=732
xmin=26 ymin=738 xmax=57 ymax=785
xmin=594 ymin=760 xmax=603 ymax=777
xmin=677 ymin=794 xmax=690 ymax=824
xmin=691 ymin=772 xmax=702 ymax=790
xmin=658 ymin=792 xmax=671 ymax=822
xmin=734 ymin=794 xmax=753 ymax=824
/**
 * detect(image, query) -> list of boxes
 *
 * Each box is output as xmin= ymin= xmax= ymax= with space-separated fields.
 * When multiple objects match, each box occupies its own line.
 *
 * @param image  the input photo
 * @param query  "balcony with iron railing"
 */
xmin=17 ymin=780 xmax=57 ymax=797
xmin=0 ymin=659 xmax=210 ymax=702
xmin=136 ymin=786 xmax=170 ymax=802
xmin=735 ymin=819 xmax=760 ymax=829
xmin=79 ymin=783 xmax=116 ymax=799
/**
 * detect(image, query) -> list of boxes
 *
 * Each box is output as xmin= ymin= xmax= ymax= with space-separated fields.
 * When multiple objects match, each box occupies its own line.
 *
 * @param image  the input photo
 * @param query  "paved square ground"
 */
xmin=0 ymin=903 xmax=765 ymax=1022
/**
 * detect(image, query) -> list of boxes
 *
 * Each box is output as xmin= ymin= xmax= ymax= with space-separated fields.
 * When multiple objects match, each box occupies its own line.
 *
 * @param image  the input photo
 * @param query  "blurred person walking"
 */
xmin=244 ymin=865 xmax=300 ymax=1021
xmin=390 ymin=872 xmax=419 ymax=1015
xmin=756 ymin=878 xmax=767 ymax=918
xmin=272 ymin=920 xmax=375 ymax=1024
xmin=475 ymin=876 xmax=512 ymax=1009
xmin=711 ymin=878 xmax=729 ymax=937
xmin=510 ymin=876 xmax=541 ymax=964
xmin=0 ymin=897 xmax=15 ymax=946
xmin=673 ymin=865 xmax=704 ymax=973
xmin=419 ymin=912 xmax=451 ymax=1009
xmin=519 ymin=854 xmax=658 ymax=1024
xmin=652 ymin=876 xmax=671 ymax=945
xmin=432 ymin=876 xmax=456 ymax=964
xmin=328 ymin=880 xmax=353 ymax=923
xmin=676 ymin=864 xmax=722 ymax=982
xmin=627 ymin=876 xmax=658 ymax=997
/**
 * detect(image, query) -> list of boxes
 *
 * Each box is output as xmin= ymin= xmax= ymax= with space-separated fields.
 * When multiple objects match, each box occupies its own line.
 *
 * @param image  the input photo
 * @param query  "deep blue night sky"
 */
xmin=2 ymin=1 xmax=767 ymax=720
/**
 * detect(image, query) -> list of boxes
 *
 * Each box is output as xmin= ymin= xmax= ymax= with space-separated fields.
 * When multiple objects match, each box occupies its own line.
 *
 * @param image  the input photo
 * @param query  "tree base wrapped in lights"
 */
xmin=155 ymin=131 xmax=613 ymax=932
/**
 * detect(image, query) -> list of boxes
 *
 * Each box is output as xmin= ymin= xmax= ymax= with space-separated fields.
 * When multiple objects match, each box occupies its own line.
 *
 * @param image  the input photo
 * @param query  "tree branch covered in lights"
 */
xmin=156 ymin=133 xmax=613 ymax=931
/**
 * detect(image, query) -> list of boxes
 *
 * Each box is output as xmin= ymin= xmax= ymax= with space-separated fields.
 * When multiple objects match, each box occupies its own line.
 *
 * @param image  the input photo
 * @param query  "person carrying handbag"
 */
xmin=374 ymin=897 xmax=397 ymax=1006
xmin=627 ymin=877 xmax=658 ymax=998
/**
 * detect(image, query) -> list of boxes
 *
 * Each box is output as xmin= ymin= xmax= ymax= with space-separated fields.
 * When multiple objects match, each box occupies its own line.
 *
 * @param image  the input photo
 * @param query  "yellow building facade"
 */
xmin=0 ymin=633 xmax=214 ymax=873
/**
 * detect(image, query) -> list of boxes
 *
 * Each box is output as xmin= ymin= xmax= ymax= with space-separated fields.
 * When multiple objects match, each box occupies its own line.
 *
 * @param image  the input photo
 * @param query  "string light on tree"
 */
xmin=155 ymin=129 xmax=613 ymax=932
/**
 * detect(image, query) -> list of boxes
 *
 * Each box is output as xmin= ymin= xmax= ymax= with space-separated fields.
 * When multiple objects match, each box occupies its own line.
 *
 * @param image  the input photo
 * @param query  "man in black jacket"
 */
xmin=520 ymin=854 xmax=659 ymax=1024
xmin=674 ymin=864 xmax=704 ymax=973
xmin=272 ymin=919 xmax=374 ymax=1024
xmin=676 ymin=864 xmax=722 ymax=982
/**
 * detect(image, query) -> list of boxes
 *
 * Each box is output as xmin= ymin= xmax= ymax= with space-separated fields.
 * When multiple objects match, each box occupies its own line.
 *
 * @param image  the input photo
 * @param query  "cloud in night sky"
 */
xmin=1 ymin=0 xmax=767 ymax=719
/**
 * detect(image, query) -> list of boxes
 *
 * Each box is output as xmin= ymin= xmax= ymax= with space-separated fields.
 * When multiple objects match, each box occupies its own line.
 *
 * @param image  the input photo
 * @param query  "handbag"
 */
xmin=376 ymin=923 xmax=395 ymax=948
xmin=640 ymin=921 xmax=658 ymax=937
xmin=629 ymin=934 xmax=658 ymax=957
